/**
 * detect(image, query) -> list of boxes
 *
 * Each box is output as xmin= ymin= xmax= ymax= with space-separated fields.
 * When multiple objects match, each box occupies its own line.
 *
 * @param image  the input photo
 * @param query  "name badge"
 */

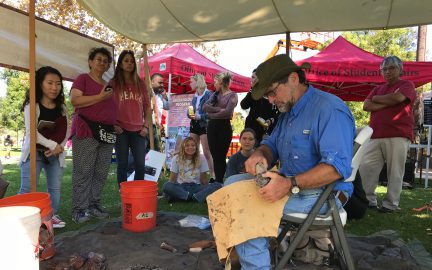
xmin=303 ymin=129 xmax=311 ymax=135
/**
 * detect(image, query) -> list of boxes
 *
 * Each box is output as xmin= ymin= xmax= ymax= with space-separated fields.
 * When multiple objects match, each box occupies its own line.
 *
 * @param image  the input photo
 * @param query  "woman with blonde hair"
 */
xmin=203 ymin=71 xmax=238 ymax=183
xmin=187 ymin=73 xmax=215 ymax=180
xmin=163 ymin=137 xmax=222 ymax=203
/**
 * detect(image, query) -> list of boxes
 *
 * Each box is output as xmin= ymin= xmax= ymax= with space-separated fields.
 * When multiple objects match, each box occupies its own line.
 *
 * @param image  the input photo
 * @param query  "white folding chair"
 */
xmin=275 ymin=125 xmax=373 ymax=270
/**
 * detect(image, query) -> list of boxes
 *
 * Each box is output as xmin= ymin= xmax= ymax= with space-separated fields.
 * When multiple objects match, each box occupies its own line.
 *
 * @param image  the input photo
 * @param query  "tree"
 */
xmin=0 ymin=69 xmax=27 ymax=137
xmin=342 ymin=28 xmax=417 ymax=60
xmin=345 ymin=101 xmax=370 ymax=128
xmin=231 ymin=112 xmax=245 ymax=135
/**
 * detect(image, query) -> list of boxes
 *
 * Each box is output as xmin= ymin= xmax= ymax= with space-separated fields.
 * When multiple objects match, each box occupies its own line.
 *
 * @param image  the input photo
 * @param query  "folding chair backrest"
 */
xmin=345 ymin=125 xmax=373 ymax=183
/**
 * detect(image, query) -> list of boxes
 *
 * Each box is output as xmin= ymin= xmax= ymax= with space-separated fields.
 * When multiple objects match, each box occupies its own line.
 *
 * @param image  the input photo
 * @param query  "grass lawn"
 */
xmin=1 ymin=152 xmax=431 ymax=254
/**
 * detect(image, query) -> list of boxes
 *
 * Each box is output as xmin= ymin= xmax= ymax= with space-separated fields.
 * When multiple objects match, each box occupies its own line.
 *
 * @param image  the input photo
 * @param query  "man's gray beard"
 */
xmin=277 ymin=100 xmax=295 ymax=113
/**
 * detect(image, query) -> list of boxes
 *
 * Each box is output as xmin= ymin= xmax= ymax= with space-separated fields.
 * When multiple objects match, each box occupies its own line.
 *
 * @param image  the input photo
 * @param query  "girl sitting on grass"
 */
xmin=163 ymin=137 xmax=222 ymax=203
xmin=225 ymin=128 xmax=257 ymax=178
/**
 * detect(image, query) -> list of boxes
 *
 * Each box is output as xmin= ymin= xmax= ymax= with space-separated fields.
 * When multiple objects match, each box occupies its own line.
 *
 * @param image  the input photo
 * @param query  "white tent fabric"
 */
xmin=79 ymin=0 xmax=432 ymax=44
xmin=0 ymin=4 xmax=114 ymax=81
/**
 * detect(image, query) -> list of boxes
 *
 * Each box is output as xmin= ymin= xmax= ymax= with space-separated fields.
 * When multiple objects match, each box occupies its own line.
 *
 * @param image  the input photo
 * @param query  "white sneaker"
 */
xmin=51 ymin=214 xmax=66 ymax=228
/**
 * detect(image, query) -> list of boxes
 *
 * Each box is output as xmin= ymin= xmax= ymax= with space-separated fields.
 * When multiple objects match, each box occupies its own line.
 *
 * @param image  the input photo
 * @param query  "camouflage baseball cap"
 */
xmin=251 ymin=54 xmax=311 ymax=100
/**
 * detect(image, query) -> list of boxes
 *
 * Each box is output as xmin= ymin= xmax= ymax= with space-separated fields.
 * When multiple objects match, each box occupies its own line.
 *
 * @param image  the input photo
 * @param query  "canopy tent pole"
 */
xmin=168 ymin=73 xmax=172 ymax=95
xmin=286 ymin=32 xmax=291 ymax=56
xmin=141 ymin=44 xmax=155 ymax=150
xmin=29 ymin=0 xmax=37 ymax=191
xmin=166 ymin=72 xmax=172 ymax=132
xmin=416 ymin=25 xmax=427 ymax=61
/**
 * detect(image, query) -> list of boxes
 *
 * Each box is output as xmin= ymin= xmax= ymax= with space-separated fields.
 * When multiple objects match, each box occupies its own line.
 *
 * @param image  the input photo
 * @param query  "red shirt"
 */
xmin=112 ymin=80 xmax=150 ymax=132
xmin=71 ymin=73 xmax=118 ymax=139
xmin=367 ymin=80 xmax=416 ymax=141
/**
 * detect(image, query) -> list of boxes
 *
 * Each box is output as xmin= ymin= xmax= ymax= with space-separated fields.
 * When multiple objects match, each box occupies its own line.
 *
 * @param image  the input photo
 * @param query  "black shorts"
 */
xmin=190 ymin=120 xmax=207 ymax=135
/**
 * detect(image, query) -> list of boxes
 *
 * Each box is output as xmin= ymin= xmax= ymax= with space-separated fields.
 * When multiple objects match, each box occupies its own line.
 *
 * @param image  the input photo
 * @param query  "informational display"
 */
xmin=165 ymin=94 xmax=194 ymax=168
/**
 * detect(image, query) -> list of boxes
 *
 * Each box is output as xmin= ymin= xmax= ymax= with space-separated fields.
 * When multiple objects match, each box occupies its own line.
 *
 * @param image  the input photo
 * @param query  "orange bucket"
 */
xmin=0 ymin=192 xmax=55 ymax=260
xmin=120 ymin=181 xmax=158 ymax=233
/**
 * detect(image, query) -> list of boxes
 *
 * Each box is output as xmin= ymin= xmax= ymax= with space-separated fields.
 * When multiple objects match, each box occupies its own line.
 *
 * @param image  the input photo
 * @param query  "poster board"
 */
xmin=127 ymin=150 xmax=166 ymax=182
xmin=165 ymin=94 xmax=194 ymax=168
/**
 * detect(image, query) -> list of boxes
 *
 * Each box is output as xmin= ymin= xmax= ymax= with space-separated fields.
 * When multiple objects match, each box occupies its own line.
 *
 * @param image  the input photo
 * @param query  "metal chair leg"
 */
xmin=329 ymin=198 xmax=356 ymax=270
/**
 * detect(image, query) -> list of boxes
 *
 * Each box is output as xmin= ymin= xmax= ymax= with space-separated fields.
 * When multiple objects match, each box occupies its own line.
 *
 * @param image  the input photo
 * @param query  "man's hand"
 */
xmin=139 ymin=126 xmax=149 ymax=137
xmin=258 ymin=171 xmax=291 ymax=202
xmin=114 ymin=125 xmax=123 ymax=134
xmin=245 ymin=151 xmax=268 ymax=175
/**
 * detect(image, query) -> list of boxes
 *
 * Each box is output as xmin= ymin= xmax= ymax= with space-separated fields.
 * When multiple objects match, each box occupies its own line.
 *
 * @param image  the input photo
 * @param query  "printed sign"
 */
xmin=127 ymin=150 xmax=166 ymax=182
xmin=165 ymin=94 xmax=194 ymax=167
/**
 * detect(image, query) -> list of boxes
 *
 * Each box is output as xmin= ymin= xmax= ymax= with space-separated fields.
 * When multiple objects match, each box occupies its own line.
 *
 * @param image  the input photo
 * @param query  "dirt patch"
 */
xmin=40 ymin=213 xmax=431 ymax=270
xmin=40 ymin=213 xmax=223 ymax=270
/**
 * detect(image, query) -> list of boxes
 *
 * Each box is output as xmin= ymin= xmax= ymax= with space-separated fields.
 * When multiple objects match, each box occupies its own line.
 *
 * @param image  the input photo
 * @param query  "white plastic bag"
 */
xmin=178 ymin=215 xmax=211 ymax=229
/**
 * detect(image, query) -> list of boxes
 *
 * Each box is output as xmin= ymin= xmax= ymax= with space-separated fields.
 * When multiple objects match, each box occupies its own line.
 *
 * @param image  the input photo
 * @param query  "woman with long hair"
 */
xmin=187 ymin=73 xmax=215 ymax=180
xmin=111 ymin=50 xmax=150 ymax=187
xmin=70 ymin=47 xmax=117 ymax=223
xmin=203 ymin=72 xmax=238 ymax=183
xmin=225 ymin=128 xmax=257 ymax=178
xmin=163 ymin=137 xmax=222 ymax=203
xmin=19 ymin=66 xmax=70 ymax=228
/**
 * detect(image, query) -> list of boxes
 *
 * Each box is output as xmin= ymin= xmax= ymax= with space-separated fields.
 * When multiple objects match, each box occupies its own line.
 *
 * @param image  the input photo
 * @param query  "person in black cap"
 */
xmin=225 ymin=54 xmax=356 ymax=269
xmin=241 ymin=69 xmax=280 ymax=145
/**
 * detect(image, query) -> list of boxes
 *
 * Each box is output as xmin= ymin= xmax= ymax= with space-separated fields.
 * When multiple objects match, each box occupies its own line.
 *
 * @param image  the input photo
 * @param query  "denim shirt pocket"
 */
xmin=287 ymin=135 xmax=314 ymax=165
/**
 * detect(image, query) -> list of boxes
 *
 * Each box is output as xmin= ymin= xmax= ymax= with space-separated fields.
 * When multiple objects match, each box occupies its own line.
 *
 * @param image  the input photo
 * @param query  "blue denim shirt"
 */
xmin=262 ymin=85 xmax=355 ymax=195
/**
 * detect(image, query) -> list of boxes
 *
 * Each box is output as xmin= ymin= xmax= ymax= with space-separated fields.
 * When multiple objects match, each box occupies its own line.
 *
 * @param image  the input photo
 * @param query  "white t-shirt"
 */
xmin=154 ymin=93 xmax=169 ymax=125
xmin=170 ymin=154 xmax=209 ymax=184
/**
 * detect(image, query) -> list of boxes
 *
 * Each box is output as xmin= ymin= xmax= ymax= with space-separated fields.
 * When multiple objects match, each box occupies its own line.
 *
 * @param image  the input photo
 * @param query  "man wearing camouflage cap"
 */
xmin=232 ymin=54 xmax=356 ymax=269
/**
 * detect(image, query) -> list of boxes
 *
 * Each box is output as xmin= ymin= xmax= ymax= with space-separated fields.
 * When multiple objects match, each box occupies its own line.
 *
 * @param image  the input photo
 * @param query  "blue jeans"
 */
xmin=115 ymin=130 xmax=148 ymax=187
xmin=163 ymin=182 xmax=222 ymax=203
xmin=19 ymin=152 xmax=64 ymax=213
xmin=224 ymin=173 xmax=345 ymax=270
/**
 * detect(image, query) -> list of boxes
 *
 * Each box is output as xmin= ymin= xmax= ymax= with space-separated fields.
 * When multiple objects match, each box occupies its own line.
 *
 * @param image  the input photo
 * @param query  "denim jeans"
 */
xmin=163 ymin=182 xmax=222 ymax=203
xmin=19 ymin=152 xmax=64 ymax=213
xmin=224 ymin=173 xmax=345 ymax=270
xmin=115 ymin=130 xmax=148 ymax=187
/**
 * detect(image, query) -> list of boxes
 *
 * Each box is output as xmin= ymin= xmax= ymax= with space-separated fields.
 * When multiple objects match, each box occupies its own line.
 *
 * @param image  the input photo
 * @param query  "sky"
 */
xmin=214 ymin=33 xmax=322 ymax=77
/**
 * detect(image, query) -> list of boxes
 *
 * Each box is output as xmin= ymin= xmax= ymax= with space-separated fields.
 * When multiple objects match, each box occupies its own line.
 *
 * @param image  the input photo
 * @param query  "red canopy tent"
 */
xmin=296 ymin=36 xmax=432 ymax=101
xmin=140 ymin=43 xmax=251 ymax=94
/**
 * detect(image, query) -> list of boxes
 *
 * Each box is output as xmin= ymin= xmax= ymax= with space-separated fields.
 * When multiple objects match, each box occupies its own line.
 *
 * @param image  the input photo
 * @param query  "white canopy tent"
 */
xmin=0 ymin=3 xmax=114 ymax=81
xmin=17 ymin=0 xmax=432 ymax=189
xmin=79 ymin=0 xmax=432 ymax=44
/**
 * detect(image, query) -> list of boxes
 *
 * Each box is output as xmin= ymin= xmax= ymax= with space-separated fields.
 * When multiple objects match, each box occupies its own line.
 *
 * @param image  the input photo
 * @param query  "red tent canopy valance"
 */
xmin=140 ymin=43 xmax=251 ymax=94
xmin=296 ymin=36 xmax=432 ymax=101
